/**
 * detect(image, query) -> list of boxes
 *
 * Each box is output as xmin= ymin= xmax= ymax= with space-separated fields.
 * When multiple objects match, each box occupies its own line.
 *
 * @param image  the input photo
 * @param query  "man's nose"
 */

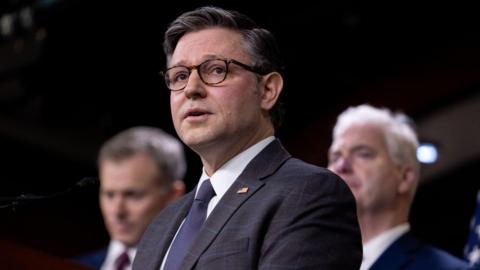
xmin=332 ymin=157 xmax=353 ymax=174
xmin=112 ymin=197 xmax=127 ymax=219
xmin=184 ymin=69 xmax=207 ymax=99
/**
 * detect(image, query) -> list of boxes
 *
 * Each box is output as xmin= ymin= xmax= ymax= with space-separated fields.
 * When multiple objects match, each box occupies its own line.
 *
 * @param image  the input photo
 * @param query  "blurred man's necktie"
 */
xmin=115 ymin=250 xmax=130 ymax=270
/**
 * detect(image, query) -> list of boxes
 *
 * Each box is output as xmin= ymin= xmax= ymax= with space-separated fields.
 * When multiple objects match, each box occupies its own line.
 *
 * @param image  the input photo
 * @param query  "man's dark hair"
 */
xmin=164 ymin=6 xmax=285 ymax=130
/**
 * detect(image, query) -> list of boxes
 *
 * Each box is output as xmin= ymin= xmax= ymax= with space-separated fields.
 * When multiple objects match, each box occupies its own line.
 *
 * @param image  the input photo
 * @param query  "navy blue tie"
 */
xmin=163 ymin=179 xmax=216 ymax=270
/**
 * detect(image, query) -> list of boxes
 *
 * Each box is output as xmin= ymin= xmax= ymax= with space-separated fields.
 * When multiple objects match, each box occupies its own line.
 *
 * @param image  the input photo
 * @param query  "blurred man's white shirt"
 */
xmin=360 ymin=223 xmax=410 ymax=270
xmin=101 ymin=240 xmax=136 ymax=270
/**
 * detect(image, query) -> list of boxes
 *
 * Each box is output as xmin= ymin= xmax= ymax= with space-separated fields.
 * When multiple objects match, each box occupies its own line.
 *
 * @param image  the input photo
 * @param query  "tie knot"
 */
xmin=195 ymin=179 xmax=216 ymax=202
xmin=115 ymin=251 xmax=130 ymax=270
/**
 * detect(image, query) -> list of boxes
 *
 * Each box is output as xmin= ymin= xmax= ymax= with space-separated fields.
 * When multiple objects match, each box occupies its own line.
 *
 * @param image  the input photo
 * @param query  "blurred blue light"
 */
xmin=417 ymin=143 xmax=438 ymax=164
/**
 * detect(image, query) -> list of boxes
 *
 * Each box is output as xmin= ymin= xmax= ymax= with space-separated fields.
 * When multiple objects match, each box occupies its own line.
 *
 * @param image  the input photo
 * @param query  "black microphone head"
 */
xmin=76 ymin=177 xmax=99 ymax=188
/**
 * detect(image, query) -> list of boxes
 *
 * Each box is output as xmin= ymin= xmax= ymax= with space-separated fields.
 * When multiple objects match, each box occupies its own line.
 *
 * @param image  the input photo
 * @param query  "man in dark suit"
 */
xmin=465 ymin=190 xmax=480 ymax=267
xmin=133 ymin=6 xmax=362 ymax=270
xmin=75 ymin=127 xmax=186 ymax=270
xmin=328 ymin=104 xmax=471 ymax=270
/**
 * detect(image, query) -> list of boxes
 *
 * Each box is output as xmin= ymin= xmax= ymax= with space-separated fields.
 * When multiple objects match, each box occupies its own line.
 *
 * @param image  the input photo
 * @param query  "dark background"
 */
xmin=1 ymin=0 xmax=479 ymax=261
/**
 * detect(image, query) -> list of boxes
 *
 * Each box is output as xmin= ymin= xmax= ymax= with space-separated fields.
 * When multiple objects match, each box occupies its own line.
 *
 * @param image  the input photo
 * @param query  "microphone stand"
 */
xmin=0 ymin=177 xmax=98 ymax=210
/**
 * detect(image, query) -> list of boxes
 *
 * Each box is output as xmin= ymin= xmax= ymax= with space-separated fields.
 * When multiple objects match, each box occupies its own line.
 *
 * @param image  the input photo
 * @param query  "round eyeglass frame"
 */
xmin=160 ymin=58 xmax=267 ymax=91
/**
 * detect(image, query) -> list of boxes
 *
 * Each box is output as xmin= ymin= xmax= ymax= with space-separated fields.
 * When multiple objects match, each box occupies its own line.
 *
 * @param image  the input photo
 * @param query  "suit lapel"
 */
xmin=369 ymin=232 xmax=422 ymax=270
xmin=181 ymin=178 xmax=264 ymax=269
xmin=180 ymin=139 xmax=291 ymax=270
xmin=144 ymin=192 xmax=194 ymax=270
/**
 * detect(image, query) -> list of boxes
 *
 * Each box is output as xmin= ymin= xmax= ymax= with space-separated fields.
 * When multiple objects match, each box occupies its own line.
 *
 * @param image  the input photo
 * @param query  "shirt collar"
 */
xmin=197 ymin=136 xmax=275 ymax=199
xmin=107 ymin=240 xmax=137 ymax=263
xmin=361 ymin=223 xmax=410 ymax=270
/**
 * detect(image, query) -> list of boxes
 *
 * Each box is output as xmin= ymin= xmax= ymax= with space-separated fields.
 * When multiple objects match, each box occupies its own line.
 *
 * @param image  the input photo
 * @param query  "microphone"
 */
xmin=0 ymin=177 xmax=99 ymax=210
xmin=74 ymin=177 xmax=99 ymax=188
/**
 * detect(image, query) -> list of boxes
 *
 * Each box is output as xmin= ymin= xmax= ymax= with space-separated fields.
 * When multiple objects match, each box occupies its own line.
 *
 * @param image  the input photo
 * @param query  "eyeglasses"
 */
xmin=161 ymin=58 xmax=267 ymax=91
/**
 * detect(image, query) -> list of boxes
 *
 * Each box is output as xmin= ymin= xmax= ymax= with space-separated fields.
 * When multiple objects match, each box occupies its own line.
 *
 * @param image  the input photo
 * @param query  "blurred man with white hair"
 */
xmin=328 ymin=104 xmax=470 ymax=270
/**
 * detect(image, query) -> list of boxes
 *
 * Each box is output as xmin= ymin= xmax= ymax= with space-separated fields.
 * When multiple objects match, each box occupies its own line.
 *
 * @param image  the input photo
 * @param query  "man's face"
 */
xmin=169 ymin=28 xmax=266 ymax=155
xmin=328 ymin=125 xmax=403 ymax=213
xmin=99 ymin=153 xmax=168 ymax=247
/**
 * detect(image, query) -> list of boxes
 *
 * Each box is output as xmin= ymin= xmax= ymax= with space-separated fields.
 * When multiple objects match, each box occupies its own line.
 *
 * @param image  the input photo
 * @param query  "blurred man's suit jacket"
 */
xmin=74 ymin=248 xmax=106 ymax=269
xmin=370 ymin=232 xmax=471 ymax=270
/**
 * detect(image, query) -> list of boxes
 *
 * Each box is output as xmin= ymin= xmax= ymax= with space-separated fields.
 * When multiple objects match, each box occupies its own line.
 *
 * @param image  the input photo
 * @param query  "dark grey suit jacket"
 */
xmin=133 ymin=140 xmax=362 ymax=270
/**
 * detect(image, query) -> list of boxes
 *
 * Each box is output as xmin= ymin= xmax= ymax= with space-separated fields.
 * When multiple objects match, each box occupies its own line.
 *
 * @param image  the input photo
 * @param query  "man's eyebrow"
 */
xmin=348 ymin=145 xmax=377 ymax=156
xmin=169 ymin=54 xmax=223 ymax=67
xmin=351 ymin=145 xmax=373 ymax=151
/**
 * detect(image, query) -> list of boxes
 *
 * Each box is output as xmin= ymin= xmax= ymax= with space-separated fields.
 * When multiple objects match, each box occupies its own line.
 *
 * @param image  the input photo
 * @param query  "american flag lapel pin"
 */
xmin=237 ymin=187 xmax=249 ymax=194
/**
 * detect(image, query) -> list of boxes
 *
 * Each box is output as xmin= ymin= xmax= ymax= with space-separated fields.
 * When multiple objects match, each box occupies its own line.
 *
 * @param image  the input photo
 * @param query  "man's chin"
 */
xmin=342 ymin=184 xmax=361 ymax=200
xmin=181 ymin=133 xmax=217 ymax=150
xmin=115 ymin=235 xmax=138 ymax=247
xmin=342 ymin=178 xmax=361 ymax=190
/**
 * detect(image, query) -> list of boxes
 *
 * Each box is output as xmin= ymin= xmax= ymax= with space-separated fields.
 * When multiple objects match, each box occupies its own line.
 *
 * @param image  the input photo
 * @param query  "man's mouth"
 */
xmin=184 ymin=108 xmax=211 ymax=119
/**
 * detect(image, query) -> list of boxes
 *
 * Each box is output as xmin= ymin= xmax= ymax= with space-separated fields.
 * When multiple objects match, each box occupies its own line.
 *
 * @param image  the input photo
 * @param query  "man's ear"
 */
xmin=168 ymin=180 xmax=185 ymax=202
xmin=397 ymin=165 xmax=418 ymax=194
xmin=260 ymin=72 xmax=283 ymax=111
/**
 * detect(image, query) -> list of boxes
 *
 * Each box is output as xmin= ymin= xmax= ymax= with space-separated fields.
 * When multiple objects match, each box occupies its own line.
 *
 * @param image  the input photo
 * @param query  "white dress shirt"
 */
xmin=160 ymin=136 xmax=275 ymax=270
xmin=360 ymin=223 xmax=410 ymax=270
xmin=101 ymin=240 xmax=136 ymax=270
xmin=198 ymin=136 xmax=275 ymax=218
